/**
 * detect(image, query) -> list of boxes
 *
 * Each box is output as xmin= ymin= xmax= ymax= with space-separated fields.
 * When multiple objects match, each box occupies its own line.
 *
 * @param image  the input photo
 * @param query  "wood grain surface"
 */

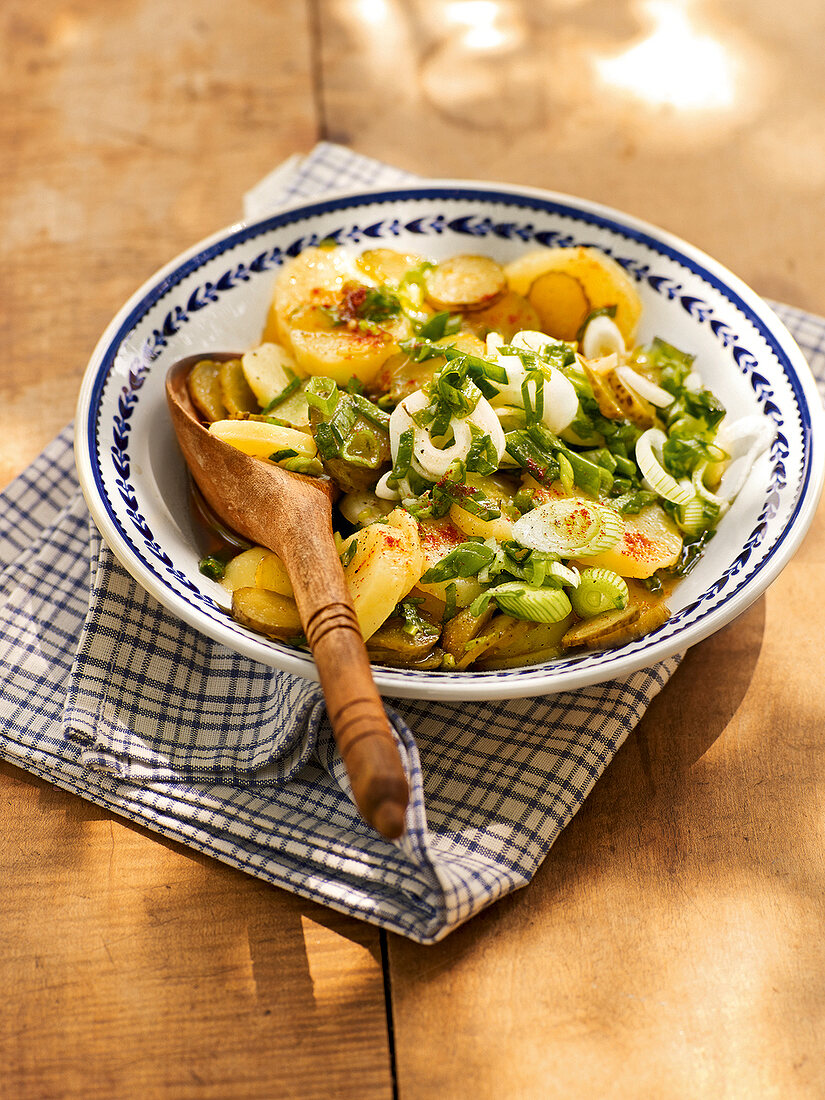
xmin=2 ymin=2 xmax=824 ymax=1097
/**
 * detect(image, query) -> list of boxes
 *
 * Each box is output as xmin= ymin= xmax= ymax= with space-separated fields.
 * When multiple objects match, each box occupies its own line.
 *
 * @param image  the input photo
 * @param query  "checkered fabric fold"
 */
xmin=1 ymin=144 xmax=822 ymax=943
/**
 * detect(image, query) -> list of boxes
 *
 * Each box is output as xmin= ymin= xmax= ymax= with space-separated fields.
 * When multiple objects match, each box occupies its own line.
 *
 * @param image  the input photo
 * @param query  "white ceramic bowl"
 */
xmin=75 ymin=183 xmax=825 ymax=700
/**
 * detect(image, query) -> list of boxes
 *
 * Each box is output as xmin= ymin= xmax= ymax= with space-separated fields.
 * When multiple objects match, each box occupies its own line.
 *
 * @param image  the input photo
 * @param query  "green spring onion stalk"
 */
xmin=350 ymin=393 xmax=390 ymax=429
xmin=635 ymin=428 xmax=694 ymax=507
xmin=504 ymin=431 xmax=561 ymax=485
xmin=474 ymin=582 xmax=572 ymax=624
xmin=389 ymin=428 xmax=414 ymax=484
xmin=305 ymin=376 xmax=340 ymax=417
xmin=431 ymin=462 xmax=502 ymax=521
xmin=262 ymin=370 xmax=301 ymax=413
xmin=569 ymin=568 xmax=629 ymax=618
xmin=513 ymin=487 xmax=536 ymax=514
xmin=416 ymin=310 xmax=463 ymax=341
xmin=198 ymin=555 xmax=226 ymax=581
xmin=340 ymin=429 xmax=383 ymax=468
xmin=466 ymin=423 xmax=500 ymax=476
xmin=339 ymin=539 xmax=358 ymax=568
xmin=521 ymin=371 xmax=546 ymax=426
xmin=575 ymin=304 xmax=617 ymax=342
xmin=419 ymin=541 xmax=497 ymax=583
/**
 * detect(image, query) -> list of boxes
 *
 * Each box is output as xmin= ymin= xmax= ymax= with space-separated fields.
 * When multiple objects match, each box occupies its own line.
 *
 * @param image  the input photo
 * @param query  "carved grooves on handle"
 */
xmin=326 ymin=696 xmax=392 ymax=758
xmin=303 ymin=601 xmax=362 ymax=650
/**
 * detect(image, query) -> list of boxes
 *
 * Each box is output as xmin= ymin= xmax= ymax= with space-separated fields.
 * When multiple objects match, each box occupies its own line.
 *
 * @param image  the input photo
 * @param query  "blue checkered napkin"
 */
xmin=64 ymin=523 xmax=323 ymax=784
xmin=1 ymin=144 xmax=821 ymax=943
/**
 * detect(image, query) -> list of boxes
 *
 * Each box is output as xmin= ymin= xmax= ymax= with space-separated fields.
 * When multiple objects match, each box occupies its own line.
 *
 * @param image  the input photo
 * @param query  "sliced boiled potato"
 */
xmin=254 ymin=551 xmax=294 ymax=597
xmin=187 ymin=359 xmax=227 ymax=423
xmin=288 ymin=328 xmax=398 ymax=386
xmin=424 ymin=254 xmax=506 ymax=312
xmin=208 ymin=418 xmax=317 ymax=460
xmin=222 ymin=546 xmax=268 ymax=592
xmin=242 ymin=342 xmax=303 ymax=401
xmin=416 ymin=516 xmax=483 ymax=608
xmin=386 ymin=507 xmax=426 ymax=580
xmin=219 ymin=358 xmax=259 ymax=417
xmin=505 ymin=246 xmax=643 ymax=343
xmin=582 ymin=356 xmax=627 ymax=420
xmin=355 ymin=248 xmax=426 ymax=285
xmin=562 ymin=605 xmax=641 ymax=649
xmin=449 ymin=504 xmax=513 ymax=543
xmin=241 ymin=342 xmax=310 ymax=428
xmin=340 ymin=507 xmax=424 ymax=640
xmin=449 ymin=470 xmax=518 ymax=543
xmin=474 ymin=616 xmax=573 ymax=668
xmin=524 ymin=271 xmax=591 ymax=342
xmin=265 ymin=245 xmax=354 ymax=345
xmin=604 ymin=364 xmax=657 ymax=427
xmin=562 ymin=585 xmax=670 ymax=650
xmin=460 ymin=288 xmax=541 ymax=342
xmin=232 ymin=587 xmax=303 ymax=640
xmin=584 ymin=504 xmax=682 ymax=578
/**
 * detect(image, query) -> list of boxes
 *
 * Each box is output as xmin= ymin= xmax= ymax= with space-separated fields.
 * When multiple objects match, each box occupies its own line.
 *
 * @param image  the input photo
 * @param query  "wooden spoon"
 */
xmin=166 ymin=354 xmax=409 ymax=839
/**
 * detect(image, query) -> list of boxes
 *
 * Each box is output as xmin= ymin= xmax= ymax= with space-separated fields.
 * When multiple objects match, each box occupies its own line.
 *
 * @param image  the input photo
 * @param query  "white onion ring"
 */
xmin=615 ymin=364 xmax=674 ymax=408
xmin=714 ymin=416 xmax=774 ymax=502
xmin=388 ymin=388 xmax=505 ymax=482
xmin=487 ymin=332 xmax=579 ymax=435
xmin=581 ymin=315 xmax=625 ymax=359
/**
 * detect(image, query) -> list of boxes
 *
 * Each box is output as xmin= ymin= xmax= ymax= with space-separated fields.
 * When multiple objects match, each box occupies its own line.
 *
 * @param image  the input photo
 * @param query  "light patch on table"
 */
xmin=2 ymin=182 xmax=87 ymax=248
xmin=300 ymin=915 xmax=380 ymax=1008
xmin=595 ymin=0 xmax=738 ymax=112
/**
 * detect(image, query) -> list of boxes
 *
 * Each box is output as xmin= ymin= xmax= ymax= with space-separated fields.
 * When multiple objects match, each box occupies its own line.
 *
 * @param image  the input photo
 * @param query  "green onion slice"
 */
xmin=390 ymin=427 xmax=414 ymax=482
xmin=691 ymin=462 xmax=726 ymax=507
xmin=569 ymin=568 xmax=629 ymax=618
xmin=489 ymin=582 xmax=572 ymax=623
xmin=420 ymin=541 xmax=496 ymax=583
xmin=512 ymin=498 xmax=624 ymax=558
xmin=261 ymin=371 xmax=301 ymax=413
xmin=678 ymin=492 xmax=706 ymax=535
xmin=544 ymin=561 xmax=581 ymax=589
xmin=635 ymin=428 xmax=695 ymax=507
xmin=305 ymin=376 xmax=340 ymax=417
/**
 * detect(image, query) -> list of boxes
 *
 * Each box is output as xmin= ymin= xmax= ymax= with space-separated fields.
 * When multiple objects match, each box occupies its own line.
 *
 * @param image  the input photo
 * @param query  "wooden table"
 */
xmin=2 ymin=3 xmax=824 ymax=1096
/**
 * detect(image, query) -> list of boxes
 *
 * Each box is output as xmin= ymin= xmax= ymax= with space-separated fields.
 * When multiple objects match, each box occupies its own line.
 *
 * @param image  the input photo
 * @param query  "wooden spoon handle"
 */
xmin=304 ymin=599 xmax=409 ymax=840
xmin=165 ymin=358 xmax=408 ymax=838
xmin=280 ymin=511 xmax=409 ymax=840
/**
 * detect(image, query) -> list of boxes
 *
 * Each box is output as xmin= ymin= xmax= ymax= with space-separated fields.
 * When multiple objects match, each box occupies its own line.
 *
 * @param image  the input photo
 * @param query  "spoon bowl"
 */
xmin=165 ymin=354 xmax=409 ymax=839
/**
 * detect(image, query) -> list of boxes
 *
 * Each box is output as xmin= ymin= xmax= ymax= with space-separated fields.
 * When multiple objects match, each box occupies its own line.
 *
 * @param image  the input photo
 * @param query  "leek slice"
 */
xmin=678 ymin=490 xmax=706 ymax=535
xmin=635 ymin=428 xmax=694 ymax=507
xmin=489 ymin=582 xmax=573 ymax=624
xmin=545 ymin=561 xmax=581 ymax=589
xmin=691 ymin=462 xmax=726 ymax=508
xmin=615 ymin=364 xmax=674 ymax=408
xmin=512 ymin=498 xmax=624 ymax=558
xmin=581 ymin=315 xmax=625 ymax=360
xmin=570 ymin=568 xmax=629 ymax=618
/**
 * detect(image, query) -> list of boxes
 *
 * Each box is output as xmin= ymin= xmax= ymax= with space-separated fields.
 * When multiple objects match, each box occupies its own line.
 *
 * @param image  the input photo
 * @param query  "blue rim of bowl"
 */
xmin=77 ymin=184 xmax=824 ymax=698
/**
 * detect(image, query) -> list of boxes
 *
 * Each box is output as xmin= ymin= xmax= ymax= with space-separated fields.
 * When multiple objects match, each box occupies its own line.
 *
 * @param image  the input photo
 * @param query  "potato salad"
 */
xmin=188 ymin=243 xmax=770 ymax=671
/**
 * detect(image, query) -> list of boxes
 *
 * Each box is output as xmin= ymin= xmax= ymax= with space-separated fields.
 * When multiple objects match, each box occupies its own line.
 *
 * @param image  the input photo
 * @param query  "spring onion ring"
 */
xmin=569 ymin=568 xmax=629 ymax=617
xmin=512 ymin=498 xmax=624 ymax=557
xmin=635 ymin=428 xmax=695 ymax=507
xmin=615 ymin=364 xmax=674 ymax=408
xmin=581 ymin=315 xmax=625 ymax=360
